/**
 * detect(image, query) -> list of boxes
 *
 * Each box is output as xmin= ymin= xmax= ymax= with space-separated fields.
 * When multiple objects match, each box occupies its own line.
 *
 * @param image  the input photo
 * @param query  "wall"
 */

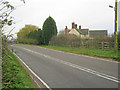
xmin=69 ymin=29 xmax=80 ymax=37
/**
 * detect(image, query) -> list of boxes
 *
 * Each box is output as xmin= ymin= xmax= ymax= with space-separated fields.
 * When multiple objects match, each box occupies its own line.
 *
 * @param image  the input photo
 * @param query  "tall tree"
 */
xmin=42 ymin=16 xmax=57 ymax=45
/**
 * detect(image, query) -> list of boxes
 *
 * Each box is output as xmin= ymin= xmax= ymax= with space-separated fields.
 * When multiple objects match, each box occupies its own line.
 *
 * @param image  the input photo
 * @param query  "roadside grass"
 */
xmin=2 ymin=48 xmax=35 ymax=88
xmin=15 ymin=43 xmax=120 ymax=61
xmin=40 ymin=45 xmax=120 ymax=61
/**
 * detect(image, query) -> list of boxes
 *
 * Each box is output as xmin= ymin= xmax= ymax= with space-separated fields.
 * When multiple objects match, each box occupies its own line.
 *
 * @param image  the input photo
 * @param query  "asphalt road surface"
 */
xmin=10 ymin=44 xmax=119 ymax=88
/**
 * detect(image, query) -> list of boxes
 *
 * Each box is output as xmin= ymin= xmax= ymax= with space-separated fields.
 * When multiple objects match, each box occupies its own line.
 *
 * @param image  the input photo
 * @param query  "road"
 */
xmin=10 ymin=44 xmax=119 ymax=88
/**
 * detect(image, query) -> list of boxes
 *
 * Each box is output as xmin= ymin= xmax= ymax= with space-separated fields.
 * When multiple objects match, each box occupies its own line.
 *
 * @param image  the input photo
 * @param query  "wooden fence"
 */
xmin=99 ymin=41 xmax=120 ymax=50
xmin=118 ymin=42 xmax=120 ymax=50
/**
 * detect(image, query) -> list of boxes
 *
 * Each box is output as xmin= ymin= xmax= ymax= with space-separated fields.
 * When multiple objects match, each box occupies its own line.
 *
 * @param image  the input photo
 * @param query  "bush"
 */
xmin=49 ymin=34 xmax=115 ymax=50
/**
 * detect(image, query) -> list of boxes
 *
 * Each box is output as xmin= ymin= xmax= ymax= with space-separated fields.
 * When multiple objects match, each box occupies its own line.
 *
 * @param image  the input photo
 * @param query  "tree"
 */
xmin=0 ymin=1 xmax=14 ymax=27
xmin=0 ymin=0 xmax=25 ymax=46
xmin=1 ymin=0 xmax=25 ymax=88
xmin=42 ymin=16 xmax=57 ymax=45
xmin=28 ymin=29 xmax=43 ymax=45
xmin=17 ymin=25 xmax=39 ymax=43
xmin=37 ymin=29 xmax=44 ymax=44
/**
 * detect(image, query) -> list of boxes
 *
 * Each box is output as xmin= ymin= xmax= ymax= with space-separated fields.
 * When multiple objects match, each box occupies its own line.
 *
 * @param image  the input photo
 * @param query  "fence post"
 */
xmin=102 ymin=42 xmax=104 ymax=50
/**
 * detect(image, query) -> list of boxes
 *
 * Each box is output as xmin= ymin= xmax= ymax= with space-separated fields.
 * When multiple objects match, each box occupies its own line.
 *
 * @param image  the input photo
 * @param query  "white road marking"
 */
xmin=12 ymin=51 xmax=51 ymax=89
xmin=30 ymin=75 xmax=41 ymax=88
xmin=12 ymin=45 xmax=120 ymax=83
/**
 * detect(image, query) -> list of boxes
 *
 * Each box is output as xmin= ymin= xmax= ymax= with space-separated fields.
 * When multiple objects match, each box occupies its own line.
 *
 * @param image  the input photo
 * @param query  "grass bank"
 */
xmin=40 ymin=45 xmax=120 ymax=61
xmin=2 ymin=48 xmax=35 ymax=88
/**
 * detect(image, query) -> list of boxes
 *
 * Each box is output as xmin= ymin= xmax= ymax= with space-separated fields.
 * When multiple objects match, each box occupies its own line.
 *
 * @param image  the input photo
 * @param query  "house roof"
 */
xmin=69 ymin=29 xmax=80 ymax=37
xmin=68 ymin=29 xmax=71 ymax=32
xmin=80 ymin=29 xmax=89 ymax=35
xmin=89 ymin=30 xmax=107 ymax=35
xmin=75 ymin=28 xmax=82 ymax=34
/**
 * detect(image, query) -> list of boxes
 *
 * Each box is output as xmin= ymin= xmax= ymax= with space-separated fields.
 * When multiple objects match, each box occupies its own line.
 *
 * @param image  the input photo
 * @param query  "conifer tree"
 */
xmin=42 ymin=16 xmax=57 ymax=45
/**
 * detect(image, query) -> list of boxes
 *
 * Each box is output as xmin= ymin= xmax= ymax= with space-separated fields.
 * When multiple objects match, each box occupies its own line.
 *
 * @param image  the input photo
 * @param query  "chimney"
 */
xmin=72 ymin=22 xmax=75 ymax=29
xmin=75 ymin=24 xmax=77 ymax=29
xmin=65 ymin=26 xmax=68 ymax=30
xmin=65 ymin=26 xmax=68 ymax=34
xmin=79 ymin=25 xmax=81 ymax=30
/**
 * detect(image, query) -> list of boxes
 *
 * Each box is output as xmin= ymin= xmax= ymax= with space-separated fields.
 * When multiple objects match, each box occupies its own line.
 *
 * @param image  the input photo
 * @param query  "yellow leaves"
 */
xmin=17 ymin=25 xmax=39 ymax=43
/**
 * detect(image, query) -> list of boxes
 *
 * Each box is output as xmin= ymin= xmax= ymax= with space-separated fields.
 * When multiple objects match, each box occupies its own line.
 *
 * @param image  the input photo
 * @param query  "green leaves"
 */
xmin=7 ymin=20 xmax=13 ymax=26
xmin=4 ymin=19 xmax=7 ymax=22
xmin=1 ymin=19 xmax=13 ymax=26
xmin=6 ymin=4 xmax=14 ymax=10
xmin=2 ymin=49 xmax=35 ymax=88
xmin=28 ymin=29 xmax=43 ymax=45
xmin=17 ymin=25 xmax=39 ymax=44
xmin=2 ymin=1 xmax=14 ymax=10
xmin=17 ymin=16 xmax=58 ymax=45
xmin=0 ymin=0 xmax=15 ymax=27
xmin=2 ymin=1 xmax=9 ymax=5
xmin=42 ymin=16 xmax=58 ymax=45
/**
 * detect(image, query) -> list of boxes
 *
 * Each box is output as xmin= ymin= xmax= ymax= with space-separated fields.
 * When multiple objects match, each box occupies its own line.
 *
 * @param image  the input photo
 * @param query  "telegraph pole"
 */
xmin=114 ymin=0 xmax=118 ymax=52
xmin=109 ymin=0 xmax=118 ymax=52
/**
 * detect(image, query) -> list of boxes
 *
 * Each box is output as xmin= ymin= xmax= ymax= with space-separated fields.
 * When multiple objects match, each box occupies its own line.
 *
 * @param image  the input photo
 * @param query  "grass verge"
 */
xmin=40 ymin=45 xmax=120 ymax=61
xmin=2 ymin=48 xmax=35 ymax=88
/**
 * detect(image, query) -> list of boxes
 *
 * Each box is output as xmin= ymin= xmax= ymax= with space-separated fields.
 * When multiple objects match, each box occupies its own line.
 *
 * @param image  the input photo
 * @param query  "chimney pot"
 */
xmin=79 ymin=25 xmax=81 ymax=30
xmin=65 ymin=26 xmax=68 ymax=34
xmin=72 ymin=22 xmax=75 ymax=29
xmin=75 ymin=24 xmax=77 ymax=29
xmin=65 ymin=26 xmax=68 ymax=29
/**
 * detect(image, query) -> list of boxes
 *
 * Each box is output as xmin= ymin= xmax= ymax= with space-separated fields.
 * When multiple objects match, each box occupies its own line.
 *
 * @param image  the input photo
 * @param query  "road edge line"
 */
xmin=12 ymin=51 xmax=51 ymax=89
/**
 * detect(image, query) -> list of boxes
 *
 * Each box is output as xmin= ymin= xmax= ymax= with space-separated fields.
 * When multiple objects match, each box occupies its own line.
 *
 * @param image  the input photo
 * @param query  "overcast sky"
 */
xmin=6 ymin=0 xmax=120 ymax=37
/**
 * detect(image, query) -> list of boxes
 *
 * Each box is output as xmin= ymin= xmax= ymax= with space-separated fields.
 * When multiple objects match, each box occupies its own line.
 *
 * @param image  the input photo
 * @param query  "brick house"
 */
xmin=65 ymin=22 xmax=82 ymax=37
xmin=64 ymin=22 xmax=107 ymax=39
